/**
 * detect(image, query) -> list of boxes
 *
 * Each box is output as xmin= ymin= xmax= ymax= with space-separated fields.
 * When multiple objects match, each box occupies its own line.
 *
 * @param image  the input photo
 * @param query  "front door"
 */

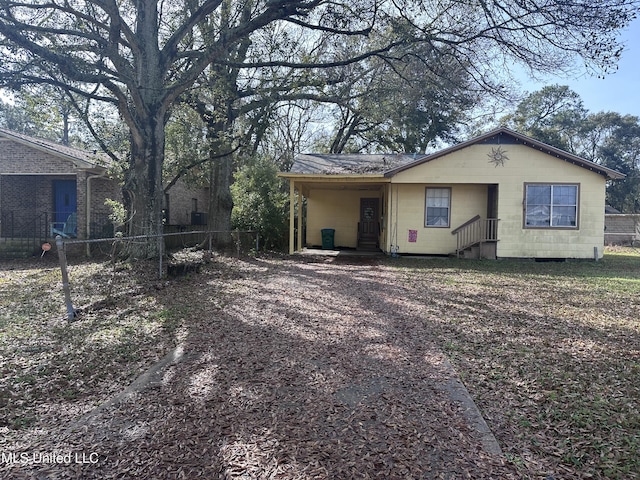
xmin=359 ymin=198 xmax=379 ymax=249
xmin=53 ymin=179 xmax=77 ymax=226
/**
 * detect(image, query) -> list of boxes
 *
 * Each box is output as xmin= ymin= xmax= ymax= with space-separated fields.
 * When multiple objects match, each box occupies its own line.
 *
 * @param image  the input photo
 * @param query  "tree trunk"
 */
xmin=119 ymin=0 xmax=166 ymax=258
xmin=208 ymin=149 xmax=234 ymax=250
xmin=123 ymin=119 xmax=166 ymax=258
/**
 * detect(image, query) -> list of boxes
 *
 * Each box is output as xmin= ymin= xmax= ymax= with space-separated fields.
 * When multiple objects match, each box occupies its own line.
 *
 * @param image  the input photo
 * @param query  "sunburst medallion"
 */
xmin=488 ymin=146 xmax=509 ymax=167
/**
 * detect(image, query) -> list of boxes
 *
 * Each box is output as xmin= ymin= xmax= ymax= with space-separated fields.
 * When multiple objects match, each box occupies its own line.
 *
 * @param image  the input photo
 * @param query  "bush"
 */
xmin=231 ymin=156 xmax=289 ymax=251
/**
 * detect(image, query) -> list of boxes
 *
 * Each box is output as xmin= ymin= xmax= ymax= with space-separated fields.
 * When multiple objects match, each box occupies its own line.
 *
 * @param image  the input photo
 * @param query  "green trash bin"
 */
xmin=321 ymin=228 xmax=335 ymax=249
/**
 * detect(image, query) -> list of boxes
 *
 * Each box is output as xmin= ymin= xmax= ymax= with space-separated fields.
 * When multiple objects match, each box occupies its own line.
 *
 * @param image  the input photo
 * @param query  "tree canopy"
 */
xmin=1 ymin=0 xmax=638 ymax=254
xmin=503 ymin=85 xmax=640 ymax=213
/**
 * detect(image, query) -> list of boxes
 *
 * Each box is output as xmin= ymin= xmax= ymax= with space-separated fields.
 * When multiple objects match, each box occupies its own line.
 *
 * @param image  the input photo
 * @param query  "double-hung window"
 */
xmin=425 ymin=188 xmax=451 ymax=227
xmin=525 ymin=184 xmax=578 ymax=228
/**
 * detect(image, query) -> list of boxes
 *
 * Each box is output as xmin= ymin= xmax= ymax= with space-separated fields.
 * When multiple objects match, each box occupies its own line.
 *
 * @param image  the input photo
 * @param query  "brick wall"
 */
xmin=87 ymin=175 xmax=122 ymax=238
xmin=165 ymin=179 xmax=209 ymax=225
xmin=604 ymin=214 xmax=640 ymax=245
xmin=0 ymin=139 xmax=78 ymax=173
xmin=1 ymin=138 xmax=210 ymax=241
xmin=0 ymin=139 xmax=121 ymax=239
xmin=0 ymin=174 xmax=76 ymax=237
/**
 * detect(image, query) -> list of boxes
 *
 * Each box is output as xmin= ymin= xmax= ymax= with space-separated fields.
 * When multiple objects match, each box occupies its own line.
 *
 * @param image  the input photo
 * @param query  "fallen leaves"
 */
xmin=5 ymin=249 xmax=638 ymax=479
xmin=396 ymin=251 xmax=640 ymax=479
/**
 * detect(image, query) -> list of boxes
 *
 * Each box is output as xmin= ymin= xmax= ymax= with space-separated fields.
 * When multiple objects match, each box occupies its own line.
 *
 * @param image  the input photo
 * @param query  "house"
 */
xmin=0 ymin=128 xmax=209 ymax=257
xmin=604 ymin=208 xmax=640 ymax=246
xmin=280 ymin=128 xmax=624 ymax=259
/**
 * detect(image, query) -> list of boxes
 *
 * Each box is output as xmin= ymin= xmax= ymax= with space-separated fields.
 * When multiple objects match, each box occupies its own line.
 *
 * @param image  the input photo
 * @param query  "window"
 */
xmin=525 ymin=184 xmax=578 ymax=228
xmin=425 ymin=188 xmax=451 ymax=227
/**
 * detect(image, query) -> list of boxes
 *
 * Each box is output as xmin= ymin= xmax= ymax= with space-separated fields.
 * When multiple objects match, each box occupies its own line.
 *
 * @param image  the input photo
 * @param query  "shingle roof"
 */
xmin=290 ymin=153 xmax=424 ymax=175
xmin=286 ymin=128 xmax=625 ymax=180
xmin=0 ymin=127 xmax=110 ymax=170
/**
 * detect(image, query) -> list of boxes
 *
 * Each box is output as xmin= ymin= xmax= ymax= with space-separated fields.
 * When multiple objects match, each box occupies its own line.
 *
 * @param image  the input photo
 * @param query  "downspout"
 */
xmin=86 ymin=172 xmax=106 ymax=257
xmin=297 ymin=186 xmax=303 ymax=252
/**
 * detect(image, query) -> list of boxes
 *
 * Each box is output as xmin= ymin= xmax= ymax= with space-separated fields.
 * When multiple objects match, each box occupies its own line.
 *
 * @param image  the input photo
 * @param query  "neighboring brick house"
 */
xmin=0 ymin=128 xmax=209 ymax=256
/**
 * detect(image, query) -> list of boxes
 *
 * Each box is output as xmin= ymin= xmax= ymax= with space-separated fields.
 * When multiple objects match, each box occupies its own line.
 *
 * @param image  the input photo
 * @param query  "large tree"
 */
xmin=1 ymin=0 xmax=637 ymax=255
xmin=502 ymin=85 xmax=588 ymax=152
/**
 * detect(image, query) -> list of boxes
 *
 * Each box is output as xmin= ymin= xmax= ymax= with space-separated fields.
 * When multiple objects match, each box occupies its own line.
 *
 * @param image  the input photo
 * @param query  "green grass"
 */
xmin=392 ymin=247 xmax=640 ymax=479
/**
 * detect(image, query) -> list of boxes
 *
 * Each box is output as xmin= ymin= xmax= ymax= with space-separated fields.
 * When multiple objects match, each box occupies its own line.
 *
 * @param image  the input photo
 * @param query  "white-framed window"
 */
xmin=525 ymin=184 xmax=578 ymax=228
xmin=425 ymin=187 xmax=451 ymax=227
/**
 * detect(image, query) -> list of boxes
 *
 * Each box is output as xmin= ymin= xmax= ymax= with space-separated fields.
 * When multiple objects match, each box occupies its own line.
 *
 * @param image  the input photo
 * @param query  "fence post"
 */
xmin=158 ymin=234 xmax=164 ymax=279
xmin=55 ymin=235 xmax=76 ymax=321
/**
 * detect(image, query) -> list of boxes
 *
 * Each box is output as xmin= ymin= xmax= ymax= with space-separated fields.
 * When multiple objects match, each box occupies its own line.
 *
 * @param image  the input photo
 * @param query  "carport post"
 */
xmin=289 ymin=181 xmax=295 ymax=254
xmin=297 ymin=186 xmax=302 ymax=253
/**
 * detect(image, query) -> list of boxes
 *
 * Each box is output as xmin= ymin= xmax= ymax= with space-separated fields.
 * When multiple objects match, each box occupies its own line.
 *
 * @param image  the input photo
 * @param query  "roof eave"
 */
xmin=0 ymin=130 xmax=103 ymax=171
xmin=383 ymin=127 xmax=626 ymax=180
xmin=278 ymin=173 xmax=387 ymax=180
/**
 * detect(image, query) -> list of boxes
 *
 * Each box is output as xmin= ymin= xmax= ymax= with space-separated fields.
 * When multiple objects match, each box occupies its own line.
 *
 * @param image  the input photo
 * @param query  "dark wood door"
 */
xmin=359 ymin=198 xmax=379 ymax=244
xmin=487 ymin=184 xmax=498 ymax=218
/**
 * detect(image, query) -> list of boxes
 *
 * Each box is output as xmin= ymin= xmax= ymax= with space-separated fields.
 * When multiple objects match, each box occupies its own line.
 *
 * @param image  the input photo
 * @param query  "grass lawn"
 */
xmin=393 ymin=246 xmax=640 ymax=479
xmin=0 ymin=247 xmax=638 ymax=479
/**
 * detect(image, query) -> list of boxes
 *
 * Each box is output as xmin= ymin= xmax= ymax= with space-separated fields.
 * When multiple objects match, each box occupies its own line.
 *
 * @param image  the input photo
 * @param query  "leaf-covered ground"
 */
xmin=1 ymin=248 xmax=638 ymax=478
xmin=1 ymin=253 xmax=512 ymax=479
xmin=395 ymin=248 xmax=640 ymax=479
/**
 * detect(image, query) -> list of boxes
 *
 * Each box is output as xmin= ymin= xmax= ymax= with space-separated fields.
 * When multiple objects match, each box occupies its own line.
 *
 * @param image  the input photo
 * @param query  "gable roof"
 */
xmin=286 ymin=128 xmax=624 ymax=180
xmin=384 ymin=127 xmax=624 ymax=180
xmin=0 ymin=127 xmax=110 ymax=171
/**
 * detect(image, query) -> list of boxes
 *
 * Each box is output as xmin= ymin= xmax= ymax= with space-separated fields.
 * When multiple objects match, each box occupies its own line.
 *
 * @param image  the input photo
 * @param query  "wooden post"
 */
xmin=55 ymin=235 xmax=75 ymax=321
xmin=297 ymin=186 xmax=302 ymax=253
xmin=289 ymin=181 xmax=295 ymax=254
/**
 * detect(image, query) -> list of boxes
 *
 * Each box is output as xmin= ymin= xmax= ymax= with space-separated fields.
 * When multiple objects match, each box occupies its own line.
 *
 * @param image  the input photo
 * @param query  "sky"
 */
xmin=518 ymin=17 xmax=640 ymax=118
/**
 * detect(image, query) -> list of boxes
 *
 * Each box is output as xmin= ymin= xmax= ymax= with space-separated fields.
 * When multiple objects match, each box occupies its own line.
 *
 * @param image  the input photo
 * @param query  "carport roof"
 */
xmin=287 ymin=153 xmax=424 ymax=175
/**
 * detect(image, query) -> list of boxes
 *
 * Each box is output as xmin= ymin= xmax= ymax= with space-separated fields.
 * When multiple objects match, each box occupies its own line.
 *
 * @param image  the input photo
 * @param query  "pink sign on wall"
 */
xmin=408 ymin=229 xmax=418 ymax=243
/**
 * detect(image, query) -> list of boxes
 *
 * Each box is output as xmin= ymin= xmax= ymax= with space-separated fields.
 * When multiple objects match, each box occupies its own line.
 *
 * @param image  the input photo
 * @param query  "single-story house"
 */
xmin=280 ymin=127 xmax=624 ymax=259
xmin=0 ymin=128 xmax=209 ymax=256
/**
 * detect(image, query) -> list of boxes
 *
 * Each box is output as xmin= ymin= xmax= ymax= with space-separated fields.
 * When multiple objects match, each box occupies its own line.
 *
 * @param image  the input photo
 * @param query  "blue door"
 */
xmin=53 ymin=180 xmax=77 ymax=236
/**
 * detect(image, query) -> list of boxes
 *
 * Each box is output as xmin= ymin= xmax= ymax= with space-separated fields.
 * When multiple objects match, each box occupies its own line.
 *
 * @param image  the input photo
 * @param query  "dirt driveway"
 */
xmin=3 ymin=255 xmax=516 ymax=479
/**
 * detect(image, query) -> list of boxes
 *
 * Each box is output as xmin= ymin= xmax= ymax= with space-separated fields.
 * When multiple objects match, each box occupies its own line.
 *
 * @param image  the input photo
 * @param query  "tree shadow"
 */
xmin=5 ymin=254 xmax=517 ymax=479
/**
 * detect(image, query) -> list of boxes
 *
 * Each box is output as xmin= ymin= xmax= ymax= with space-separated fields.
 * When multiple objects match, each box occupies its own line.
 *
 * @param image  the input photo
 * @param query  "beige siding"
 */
xmin=391 ymin=144 xmax=607 ymax=259
xmin=306 ymin=188 xmax=382 ymax=248
xmin=388 ymin=184 xmax=487 ymax=254
xmin=604 ymin=214 xmax=640 ymax=245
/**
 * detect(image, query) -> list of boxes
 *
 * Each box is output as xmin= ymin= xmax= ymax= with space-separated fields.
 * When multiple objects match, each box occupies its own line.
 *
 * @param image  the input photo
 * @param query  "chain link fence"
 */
xmin=51 ymin=229 xmax=259 ymax=320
